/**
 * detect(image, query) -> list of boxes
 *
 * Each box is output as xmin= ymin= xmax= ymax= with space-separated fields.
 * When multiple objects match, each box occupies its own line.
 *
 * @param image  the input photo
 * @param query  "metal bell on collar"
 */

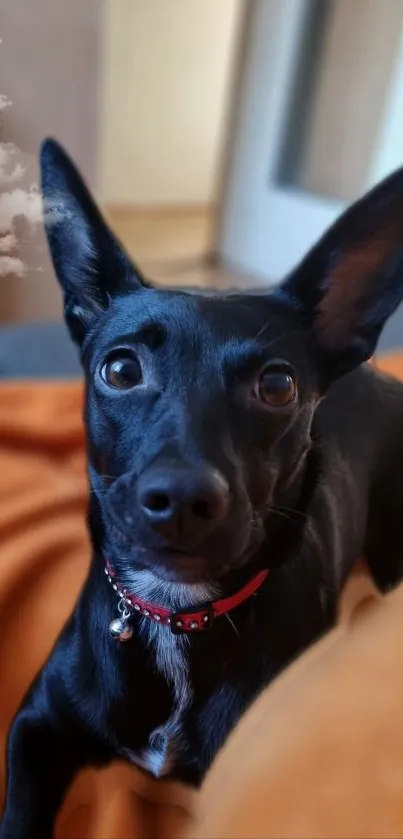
xmin=109 ymin=616 xmax=133 ymax=641
xmin=109 ymin=598 xmax=133 ymax=642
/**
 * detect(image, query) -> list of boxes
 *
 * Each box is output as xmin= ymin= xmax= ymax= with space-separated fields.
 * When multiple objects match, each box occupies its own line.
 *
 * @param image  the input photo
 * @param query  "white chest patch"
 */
xmin=120 ymin=570 xmax=217 ymax=777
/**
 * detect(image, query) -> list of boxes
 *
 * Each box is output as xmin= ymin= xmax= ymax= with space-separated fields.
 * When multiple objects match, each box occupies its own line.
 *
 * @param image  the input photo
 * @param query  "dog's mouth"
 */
xmin=100 ymin=476 xmax=262 ymax=584
xmin=105 ymin=518 xmax=209 ymax=581
xmin=139 ymin=546 xmax=211 ymax=584
xmin=108 ymin=524 xmax=264 ymax=589
xmin=164 ymin=546 xmax=203 ymax=566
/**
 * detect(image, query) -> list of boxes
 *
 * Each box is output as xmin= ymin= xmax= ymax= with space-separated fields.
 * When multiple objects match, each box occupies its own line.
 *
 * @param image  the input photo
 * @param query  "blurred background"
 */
xmin=1 ymin=0 xmax=403 ymax=359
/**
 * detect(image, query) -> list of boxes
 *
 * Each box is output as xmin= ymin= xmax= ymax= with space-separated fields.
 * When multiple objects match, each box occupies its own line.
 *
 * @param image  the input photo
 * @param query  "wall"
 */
xmin=0 ymin=0 xmax=100 ymax=322
xmin=301 ymin=0 xmax=403 ymax=201
xmin=99 ymin=0 xmax=243 ymax=206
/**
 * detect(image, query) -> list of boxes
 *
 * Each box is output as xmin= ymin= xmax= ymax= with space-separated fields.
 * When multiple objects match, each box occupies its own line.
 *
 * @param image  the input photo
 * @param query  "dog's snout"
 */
xmin=137 ymin=462 xmax=229 ymax=544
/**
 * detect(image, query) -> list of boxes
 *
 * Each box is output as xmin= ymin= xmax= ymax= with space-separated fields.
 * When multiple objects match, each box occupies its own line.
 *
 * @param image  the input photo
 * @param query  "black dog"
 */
xmin=2 ymin=139 xmax=403 ymax=839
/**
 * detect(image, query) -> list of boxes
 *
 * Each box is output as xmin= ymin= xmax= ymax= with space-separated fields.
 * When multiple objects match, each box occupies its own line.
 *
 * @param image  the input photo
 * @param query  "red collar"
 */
xmin=105 ymin=561 xmax=269 ymax=635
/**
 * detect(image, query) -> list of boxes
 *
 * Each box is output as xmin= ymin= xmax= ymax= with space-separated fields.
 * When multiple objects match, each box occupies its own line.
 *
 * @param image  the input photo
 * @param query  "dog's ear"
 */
xmin=278 ymin=167 xmax=403 ymax=381
xmin=40 ymin=138 xmax=147 ymax=345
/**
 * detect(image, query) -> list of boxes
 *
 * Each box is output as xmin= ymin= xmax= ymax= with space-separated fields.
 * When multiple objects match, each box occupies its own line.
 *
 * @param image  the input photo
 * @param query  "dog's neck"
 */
xmin=92 ymin=446 xmax=319 ymax=780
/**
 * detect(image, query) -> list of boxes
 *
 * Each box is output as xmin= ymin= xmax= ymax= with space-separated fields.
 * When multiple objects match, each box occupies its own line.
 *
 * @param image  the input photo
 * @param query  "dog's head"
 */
xmin=41 ymin=140 xmax=403 ymax=585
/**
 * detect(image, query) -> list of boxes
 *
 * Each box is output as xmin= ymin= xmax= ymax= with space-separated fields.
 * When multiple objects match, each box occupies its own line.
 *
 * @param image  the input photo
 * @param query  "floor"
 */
xmin=107 ymin=205 xmax=214 ymax=268
xmin=107 ymin=205 xmax=246 ymax=291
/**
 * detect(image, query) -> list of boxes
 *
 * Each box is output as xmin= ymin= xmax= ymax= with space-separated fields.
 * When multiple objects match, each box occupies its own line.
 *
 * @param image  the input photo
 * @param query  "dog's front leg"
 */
xmin=0 ymin=701 xmax=88 ymax=839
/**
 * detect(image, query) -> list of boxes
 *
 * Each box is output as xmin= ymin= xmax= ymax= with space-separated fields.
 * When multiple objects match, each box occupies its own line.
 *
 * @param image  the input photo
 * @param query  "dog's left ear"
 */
xmin=278 ymin=167 xmax=403 ymax=380
xmin=40 ymin=138 xmax=147 ymax=345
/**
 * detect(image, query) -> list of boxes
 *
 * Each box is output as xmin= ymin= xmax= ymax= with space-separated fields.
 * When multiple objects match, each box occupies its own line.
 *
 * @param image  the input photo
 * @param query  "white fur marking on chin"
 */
xmin=121 ymin=569 xmax=218 ymax=776
xmin=120 ymin=568 xmax=216 ymax=610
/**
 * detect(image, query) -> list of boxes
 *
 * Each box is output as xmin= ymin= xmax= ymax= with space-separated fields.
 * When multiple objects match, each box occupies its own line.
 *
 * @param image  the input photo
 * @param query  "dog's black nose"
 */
xmin=137 ymin=462 xmax=229 ymax=544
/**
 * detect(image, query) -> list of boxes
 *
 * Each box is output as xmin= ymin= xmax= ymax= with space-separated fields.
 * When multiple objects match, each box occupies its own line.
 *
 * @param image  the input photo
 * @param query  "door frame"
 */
xmin=217 ymin=0 xmax=383 ymax=284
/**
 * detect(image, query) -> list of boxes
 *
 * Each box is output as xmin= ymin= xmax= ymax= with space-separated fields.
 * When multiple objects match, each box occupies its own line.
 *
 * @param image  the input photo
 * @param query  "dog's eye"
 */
xmin=101 ymin=353 xmax=142 ymax=390
xmin=257 ymin=365 xmax=296 ymax=407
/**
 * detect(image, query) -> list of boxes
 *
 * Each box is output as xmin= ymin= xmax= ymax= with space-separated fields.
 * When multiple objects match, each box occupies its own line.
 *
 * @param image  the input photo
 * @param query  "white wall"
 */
xmin=301 ymin=0 xmax=403 ymax=201
xmin=0 ymin=0 xmax=100 ymax=322
xmin=99 ymin=0 xmax=243 ymax=206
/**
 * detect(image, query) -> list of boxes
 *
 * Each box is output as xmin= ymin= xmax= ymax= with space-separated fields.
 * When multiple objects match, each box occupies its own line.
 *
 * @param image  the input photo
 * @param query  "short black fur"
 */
xmin=3 ymin=140 xmax=403 ymax=838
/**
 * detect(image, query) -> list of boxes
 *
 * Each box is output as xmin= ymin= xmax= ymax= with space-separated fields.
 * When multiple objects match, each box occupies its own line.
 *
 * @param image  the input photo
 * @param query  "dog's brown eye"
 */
xmin=101 ymin=353 xmax=142 ymax=390
xmin=257 ymin=367 xmax=296 ymax=407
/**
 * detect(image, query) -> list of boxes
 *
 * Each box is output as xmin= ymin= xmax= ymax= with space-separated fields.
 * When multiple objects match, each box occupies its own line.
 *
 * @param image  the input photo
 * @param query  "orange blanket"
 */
xmin=0 ymin=355 xmax=402 ymax=838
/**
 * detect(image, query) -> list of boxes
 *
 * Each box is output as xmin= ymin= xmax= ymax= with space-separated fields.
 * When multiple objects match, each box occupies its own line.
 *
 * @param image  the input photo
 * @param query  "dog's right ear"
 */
xmin=40 ymin=138 xmax=148 ymax=345
xmin=277 ymin=166 xmax=403 ymax=383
